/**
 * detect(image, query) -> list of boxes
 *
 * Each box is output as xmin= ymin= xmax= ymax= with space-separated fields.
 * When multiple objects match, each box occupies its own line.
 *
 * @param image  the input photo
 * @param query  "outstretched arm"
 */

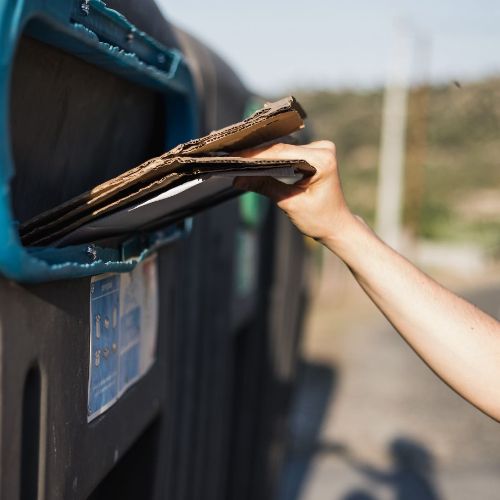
xmin=234 ymin=141 xmax=500 ymax=421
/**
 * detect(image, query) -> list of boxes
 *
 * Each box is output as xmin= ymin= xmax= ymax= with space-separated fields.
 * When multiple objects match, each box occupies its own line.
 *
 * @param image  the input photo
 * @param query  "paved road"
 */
xmin=279 ymin=252 xmax=500 ymax=500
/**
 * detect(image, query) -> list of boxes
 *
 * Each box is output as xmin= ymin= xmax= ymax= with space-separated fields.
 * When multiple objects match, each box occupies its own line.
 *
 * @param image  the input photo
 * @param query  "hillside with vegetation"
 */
xmin=292 ymin=77 xmax=500 ymax=254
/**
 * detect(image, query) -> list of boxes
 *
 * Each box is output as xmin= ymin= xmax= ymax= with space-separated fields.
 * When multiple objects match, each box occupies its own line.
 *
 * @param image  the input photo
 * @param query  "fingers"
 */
xmin=233 ymin=176 xmax=301 ymax=203
xmin=239 ymin=142 xmax=336 ymax=181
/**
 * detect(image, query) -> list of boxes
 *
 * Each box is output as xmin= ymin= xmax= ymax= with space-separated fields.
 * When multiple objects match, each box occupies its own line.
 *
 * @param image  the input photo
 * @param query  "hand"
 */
xmin=238 ymin=142 xmax=500 ymax=422
xmin=233 ymin=141 xmax=355 ymax=243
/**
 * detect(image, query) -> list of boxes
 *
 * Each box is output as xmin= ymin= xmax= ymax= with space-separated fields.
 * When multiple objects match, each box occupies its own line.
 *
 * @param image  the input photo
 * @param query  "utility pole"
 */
xmin=376 ymin=25 xmax=412 ymax=251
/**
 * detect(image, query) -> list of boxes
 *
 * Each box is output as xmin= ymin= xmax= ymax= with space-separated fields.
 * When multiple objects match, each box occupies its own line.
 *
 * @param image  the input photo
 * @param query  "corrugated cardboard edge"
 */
xmin=20 ymin=96 xmax=309 ymax=245
xmin=26 ymin=159 xmax=312 ymax=246
xmin=169 ymin=96 xmax=306 ymax=155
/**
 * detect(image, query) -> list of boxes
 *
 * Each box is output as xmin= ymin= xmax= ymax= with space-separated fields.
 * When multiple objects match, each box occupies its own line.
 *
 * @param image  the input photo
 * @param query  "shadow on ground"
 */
xmin=278 ymin=253 xmax=500 ymax=500
xmin=279 ymin=361 xmax=442 ymax=500
xmin=336 ymin=437 xmax=441 ymax=500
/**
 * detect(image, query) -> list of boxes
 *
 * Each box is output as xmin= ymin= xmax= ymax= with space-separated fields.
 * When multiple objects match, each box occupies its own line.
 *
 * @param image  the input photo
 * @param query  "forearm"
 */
xmin=323 ymin=214 xmax=500 ymax=420
xmin=238 ymin=140 xmax=500 ymax=419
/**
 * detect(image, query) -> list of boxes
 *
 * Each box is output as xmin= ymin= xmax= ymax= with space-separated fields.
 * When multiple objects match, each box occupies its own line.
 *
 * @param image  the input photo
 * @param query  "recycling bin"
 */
xmin=0 ymin=1 xmax=311 ymax=498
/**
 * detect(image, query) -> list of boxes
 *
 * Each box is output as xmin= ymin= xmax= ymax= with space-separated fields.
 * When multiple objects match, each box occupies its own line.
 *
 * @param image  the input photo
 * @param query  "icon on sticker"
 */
xmin=112 ymin=342 xmax=117 ymax=352
xmin=95 ymin=314 xmax=101 ymax=338
xmin=95 ymin=349 xmax=101 ymax=367
xmin=104 ymin=317 xmax=110 ymax=329
xmin=103 ymin=347 xmax=110 ymax=359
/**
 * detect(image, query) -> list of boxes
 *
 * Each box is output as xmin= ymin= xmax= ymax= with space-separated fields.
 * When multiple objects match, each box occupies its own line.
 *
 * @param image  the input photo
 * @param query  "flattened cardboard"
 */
xmin=55 ymin=167 xmax=299 ymax=246
xmin=20 ymin=96 xmax=313 ymax=246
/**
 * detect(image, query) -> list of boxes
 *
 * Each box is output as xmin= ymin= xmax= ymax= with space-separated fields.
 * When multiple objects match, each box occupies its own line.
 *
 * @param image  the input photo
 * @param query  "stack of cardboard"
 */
xmin=20 ymin=96 xmax=313 ymax=246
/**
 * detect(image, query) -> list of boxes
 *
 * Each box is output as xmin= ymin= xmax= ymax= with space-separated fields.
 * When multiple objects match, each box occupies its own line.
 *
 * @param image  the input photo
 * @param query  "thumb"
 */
xmin=233 ymin=176 xmax=299 ymax=203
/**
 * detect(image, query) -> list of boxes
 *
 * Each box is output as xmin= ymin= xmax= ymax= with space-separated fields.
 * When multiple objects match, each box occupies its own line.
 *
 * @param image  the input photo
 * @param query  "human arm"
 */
xmin=233 ymin=141 xmax=500 ymax=421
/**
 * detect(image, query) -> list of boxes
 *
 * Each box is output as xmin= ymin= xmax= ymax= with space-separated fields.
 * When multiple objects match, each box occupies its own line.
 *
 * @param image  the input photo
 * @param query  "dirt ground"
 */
xmin=279 ymin=248 xmax=500 ymax=500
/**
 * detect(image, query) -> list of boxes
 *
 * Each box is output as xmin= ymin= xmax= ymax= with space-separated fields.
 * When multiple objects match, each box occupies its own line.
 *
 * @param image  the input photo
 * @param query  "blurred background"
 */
xmin=163 ymin=1 xmax=500 ymax=498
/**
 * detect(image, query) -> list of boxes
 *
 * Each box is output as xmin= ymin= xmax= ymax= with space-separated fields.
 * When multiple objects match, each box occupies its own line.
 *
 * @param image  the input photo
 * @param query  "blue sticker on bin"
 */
xmin=88 ymin=255 xmax=158 ymax=421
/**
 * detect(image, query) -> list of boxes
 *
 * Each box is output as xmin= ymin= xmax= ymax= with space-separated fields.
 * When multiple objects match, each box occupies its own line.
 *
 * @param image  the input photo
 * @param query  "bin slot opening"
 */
xmin=9 ymin=34 xmax=166 ymax=225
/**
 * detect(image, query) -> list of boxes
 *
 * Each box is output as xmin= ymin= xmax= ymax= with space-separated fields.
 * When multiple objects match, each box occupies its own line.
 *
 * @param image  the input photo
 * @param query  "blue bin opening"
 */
xmin=10 ymin=35 xmax=167 ymax=224
xmin=0 ymin=0 xmax=198 ymax=282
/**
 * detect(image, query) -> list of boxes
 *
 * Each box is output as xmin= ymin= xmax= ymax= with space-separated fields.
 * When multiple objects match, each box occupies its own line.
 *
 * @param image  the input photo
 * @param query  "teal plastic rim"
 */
xmin=0 ymin=0 xmax=198 ymax=282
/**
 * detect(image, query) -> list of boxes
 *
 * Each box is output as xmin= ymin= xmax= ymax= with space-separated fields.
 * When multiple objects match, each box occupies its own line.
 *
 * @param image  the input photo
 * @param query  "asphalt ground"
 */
xmin=279 ymin=250 xmax=500 ymax=500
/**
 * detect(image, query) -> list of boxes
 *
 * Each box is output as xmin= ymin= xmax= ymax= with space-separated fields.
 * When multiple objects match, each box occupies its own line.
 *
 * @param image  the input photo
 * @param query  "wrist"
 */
xmin=320 ymin=212 xmax=371 ymax=258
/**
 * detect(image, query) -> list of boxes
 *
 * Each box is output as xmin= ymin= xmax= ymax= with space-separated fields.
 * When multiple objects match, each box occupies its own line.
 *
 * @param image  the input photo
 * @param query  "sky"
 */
xmin=158 ymin=0 xmax=500 ymax=95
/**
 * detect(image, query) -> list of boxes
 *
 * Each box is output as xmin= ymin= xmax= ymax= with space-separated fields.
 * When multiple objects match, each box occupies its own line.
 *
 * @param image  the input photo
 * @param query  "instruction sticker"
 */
xmin=88 ymin=255 xmax=158 ymax=422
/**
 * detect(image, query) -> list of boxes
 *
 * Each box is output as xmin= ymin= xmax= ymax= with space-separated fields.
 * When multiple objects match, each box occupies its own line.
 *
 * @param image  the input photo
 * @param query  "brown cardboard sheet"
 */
xmin=19 ymin=96 xmax=313 ymax=246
